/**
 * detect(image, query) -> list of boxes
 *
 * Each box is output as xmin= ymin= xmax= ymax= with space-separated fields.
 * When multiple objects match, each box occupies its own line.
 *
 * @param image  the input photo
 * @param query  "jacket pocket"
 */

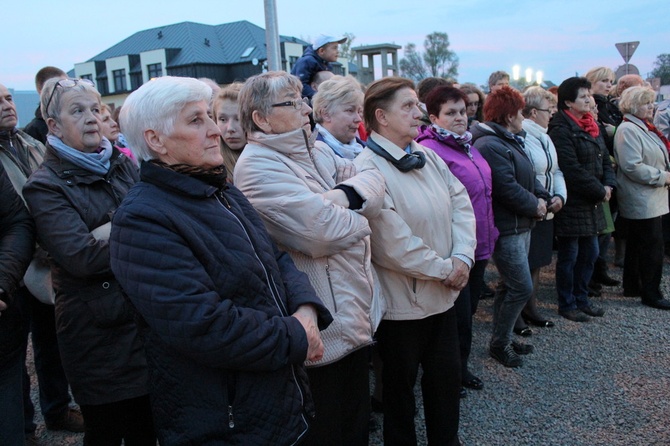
xmin=78 ymin=280 xmax=133 ymax=328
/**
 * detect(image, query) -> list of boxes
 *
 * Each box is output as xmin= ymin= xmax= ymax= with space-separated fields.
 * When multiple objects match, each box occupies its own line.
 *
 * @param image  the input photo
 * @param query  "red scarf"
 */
xmin=565 ymin=110 xmax=600 ymax=138
xmin=645 ymin=120 xmax=670 ymax=153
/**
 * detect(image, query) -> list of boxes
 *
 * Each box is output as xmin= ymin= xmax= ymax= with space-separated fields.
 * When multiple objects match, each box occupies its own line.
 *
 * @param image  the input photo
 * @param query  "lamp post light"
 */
xmin=525 ymin=68 xmax=533 ymax=84
xmin=536 ymin=71 xmax=544 ymax=85
xmin=512 ymin=65 xmax=521 ymax=81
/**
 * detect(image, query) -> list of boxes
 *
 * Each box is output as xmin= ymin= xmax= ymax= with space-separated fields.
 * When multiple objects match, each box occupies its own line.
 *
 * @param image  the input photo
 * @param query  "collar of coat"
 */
xmin=140 ymin=159 xmax=220 ymax=199
xmin=477 ymin=121 xmax=527 ymax=142
xmin=246 ymin=128 xmax=317 ymax=157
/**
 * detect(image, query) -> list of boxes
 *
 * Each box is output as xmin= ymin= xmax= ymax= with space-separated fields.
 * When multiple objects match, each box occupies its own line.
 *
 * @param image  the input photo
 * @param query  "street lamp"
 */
xmin=525 ymin=68 xmax=533 ymax=84
xmin=512 ymin=65 xmax=521 ymax=81
xmin=536 ymin=71 xmax=544 ymax=85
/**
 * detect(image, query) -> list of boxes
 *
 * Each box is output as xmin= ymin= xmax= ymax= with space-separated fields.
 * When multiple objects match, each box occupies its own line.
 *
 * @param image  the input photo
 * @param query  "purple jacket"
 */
xmin=416 ymin=125 xmax=498 ymax=260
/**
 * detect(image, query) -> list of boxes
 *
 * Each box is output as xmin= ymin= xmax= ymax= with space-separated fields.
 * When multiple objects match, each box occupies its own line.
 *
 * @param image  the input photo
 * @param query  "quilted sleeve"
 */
xmin=110 ymin=200 xmax=310 ymax=372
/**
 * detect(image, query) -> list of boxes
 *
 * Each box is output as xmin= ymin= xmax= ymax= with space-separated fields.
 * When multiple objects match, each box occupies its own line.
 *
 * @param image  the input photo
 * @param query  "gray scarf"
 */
xmin=47 ymin=135 xmax=113 ymax=175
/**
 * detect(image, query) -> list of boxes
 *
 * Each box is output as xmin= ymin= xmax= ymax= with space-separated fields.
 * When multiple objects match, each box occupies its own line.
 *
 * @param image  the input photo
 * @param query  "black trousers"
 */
xmin=301 ymin=347 xmax=370 ymax=446
xmin=80 ymin=395 xmax=155 ymax=446
xmin=377 ymin=308 xmax=461 ymax=446
xmin=623 ymin=216 xmax=665 ymax=301
xmin=21 ymin=288 xmax=72 ymax=432
xmin=455 ymin=259 xmax=488 ymax=378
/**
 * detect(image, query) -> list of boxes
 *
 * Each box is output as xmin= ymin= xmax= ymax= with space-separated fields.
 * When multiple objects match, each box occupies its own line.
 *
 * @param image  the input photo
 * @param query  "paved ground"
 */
xmin=31 ymin=248 xmax=670 ymax=445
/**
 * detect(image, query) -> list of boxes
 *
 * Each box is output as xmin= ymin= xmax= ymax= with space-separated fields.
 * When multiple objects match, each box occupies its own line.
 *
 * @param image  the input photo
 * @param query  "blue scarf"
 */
xmin=47 ymin=135 xmax=113 ymax=175
xmin=315 ymin=124 xmax=363 ymax=160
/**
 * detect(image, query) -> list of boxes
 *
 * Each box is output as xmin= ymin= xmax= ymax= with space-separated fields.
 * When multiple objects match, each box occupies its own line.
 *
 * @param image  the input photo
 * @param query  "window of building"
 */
xmin=113 ymin=69 xmax=127 ymax=92
xmin=147 ymin=63 xmax=163 ymax=79
xmin=80 ymin=74 xmax=93 ymax=81
xmin=241 ymin=47 xmax=255 ymax=58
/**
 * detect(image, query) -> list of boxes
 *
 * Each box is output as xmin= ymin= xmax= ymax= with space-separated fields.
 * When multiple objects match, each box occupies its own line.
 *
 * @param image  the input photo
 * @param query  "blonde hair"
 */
xmin=212 ymin=82 xmax=246 ymax=182
xmin=312 ymin=75 xmax=363 ymax=123
xmin=618 ymin=86 xmax=656 ymax=116
xmin=584 ymin=67 xmax=615 ymax=86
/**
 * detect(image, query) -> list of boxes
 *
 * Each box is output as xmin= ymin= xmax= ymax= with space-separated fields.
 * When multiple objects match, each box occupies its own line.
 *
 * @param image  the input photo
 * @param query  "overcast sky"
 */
xmin=3 ymin=0 xmax=667 ymax=91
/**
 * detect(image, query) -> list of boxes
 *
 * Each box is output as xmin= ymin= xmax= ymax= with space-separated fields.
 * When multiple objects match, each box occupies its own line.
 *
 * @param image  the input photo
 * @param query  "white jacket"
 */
xmin=234 ymin=128 xmax=385 ymax=365
xmin=522 ymin=118 xmax=568 ymax=220
xmin=354 ymin=132 xmax=476 ymax=321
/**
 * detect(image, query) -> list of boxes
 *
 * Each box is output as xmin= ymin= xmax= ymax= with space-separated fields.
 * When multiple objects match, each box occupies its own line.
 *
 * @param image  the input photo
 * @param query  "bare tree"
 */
xmin=340 ymin=32 xmax=357 ymax=63
xmin=399 ymin=32 xmax=458 ymax=81
xmin=423 ymin=32 xmax=459 ymax=79
xmin=399 ymin=43 xmax=428 ymax=81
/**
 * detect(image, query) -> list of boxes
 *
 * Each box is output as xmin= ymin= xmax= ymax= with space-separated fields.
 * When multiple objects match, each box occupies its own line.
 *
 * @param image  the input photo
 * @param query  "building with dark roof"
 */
xmin=74 ymin=20 xmax=312 ymax=107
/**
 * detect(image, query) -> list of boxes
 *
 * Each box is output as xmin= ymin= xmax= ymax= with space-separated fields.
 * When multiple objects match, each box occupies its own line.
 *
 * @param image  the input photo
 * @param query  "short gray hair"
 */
xmin=238 ymin=71 xmax=302 ymax=134
xmin=618 ymin=86 xmax=656 ymax=116
xmin=40 ymin=77 xmax=100 ymax=122
xmin=488 ymin=70 xmax=509 ymax=88
xmin=120 ymin=76 xmax=212 ymax=161
xmin=312 ymin=76 xmax=364 ymax=123
xmin=522 ymin=86 xmax=556 ymax=117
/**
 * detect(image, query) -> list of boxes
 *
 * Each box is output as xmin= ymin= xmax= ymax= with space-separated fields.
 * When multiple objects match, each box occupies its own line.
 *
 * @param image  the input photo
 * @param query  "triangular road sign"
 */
xmin=615 ymin=41 xmax=639 ymax=63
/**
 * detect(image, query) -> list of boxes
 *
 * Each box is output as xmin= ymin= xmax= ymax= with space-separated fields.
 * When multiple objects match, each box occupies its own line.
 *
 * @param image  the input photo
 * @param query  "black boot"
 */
xmin=591 ymin=257 xmax=620 ymax=286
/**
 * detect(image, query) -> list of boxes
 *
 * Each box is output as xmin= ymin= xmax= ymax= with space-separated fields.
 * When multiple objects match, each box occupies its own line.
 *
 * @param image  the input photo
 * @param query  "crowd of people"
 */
xmin=1 ymin=33 xmax=670 ymax=446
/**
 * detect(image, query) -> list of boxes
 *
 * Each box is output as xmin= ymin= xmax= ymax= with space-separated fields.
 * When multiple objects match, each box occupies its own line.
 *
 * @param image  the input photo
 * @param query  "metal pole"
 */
xmin=264 ymin=0 xmax=281 ymax=72
xmin=626 ymin=45 xmax=629 ymax=75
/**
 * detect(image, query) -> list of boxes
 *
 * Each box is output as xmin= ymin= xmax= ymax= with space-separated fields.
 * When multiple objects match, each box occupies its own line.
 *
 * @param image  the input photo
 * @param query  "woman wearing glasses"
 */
xmin=516 ymin=86 xmax=566 ymax=332
xmin=22 ymin=78 xmax=155 ymax=445
xmin=235 ymin=71 xmax=385 ymax=446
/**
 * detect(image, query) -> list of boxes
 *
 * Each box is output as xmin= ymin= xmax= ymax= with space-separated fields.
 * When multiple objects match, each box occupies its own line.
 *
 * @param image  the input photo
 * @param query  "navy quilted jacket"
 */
xmin=110 ymin=161 xmax=332 ymax=445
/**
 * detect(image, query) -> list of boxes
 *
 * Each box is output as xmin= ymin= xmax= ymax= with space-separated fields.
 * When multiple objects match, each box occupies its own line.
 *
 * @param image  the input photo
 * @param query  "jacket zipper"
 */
xmin=324 ymin=261 xmax=338 ymax=312
xmin=227 ymin=373 xmax=236 ymax=428
xmin=468 ymin=147 xmax=496 ymax=255
xmin=506 ymin=149 xmax=520 ymax=233
xmin=216 ymin=195 xmax=305 ymax=431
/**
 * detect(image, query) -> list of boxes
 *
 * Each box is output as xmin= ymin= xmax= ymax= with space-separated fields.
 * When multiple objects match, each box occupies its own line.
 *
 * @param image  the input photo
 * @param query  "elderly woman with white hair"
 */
xmin=234 ymin=71 xmax=385 ymax=446
xmin=312 ymin=75 xmax=365 ymax=160
xmin=22 ymin=78 xmax=154 ymax=445
xmin=109 ymin=76 xmax=332 ymax=445
xmin=614 ymin=86 xmax=670 ymax=310
xmin=515 ymin=86 xmax=566 ymax=332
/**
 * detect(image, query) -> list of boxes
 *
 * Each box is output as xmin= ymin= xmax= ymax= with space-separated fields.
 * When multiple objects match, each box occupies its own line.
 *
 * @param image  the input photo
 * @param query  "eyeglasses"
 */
xmin=45 ymin=78 xmax=95 ymax=118
xmin=271 ymin=97 xmax=310 ymax=110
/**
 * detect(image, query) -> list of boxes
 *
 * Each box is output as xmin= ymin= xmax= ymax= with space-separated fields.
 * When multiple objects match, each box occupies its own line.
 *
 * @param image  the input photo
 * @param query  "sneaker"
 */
xmin=511 ymin=340 xmax=534 ymax=355
xmin=489 ymin=344 xmax=522 ymax=367
xmin=45 ymin=408 xmax=85 ymax=433
xmin=579 ymin=305 xmax=605 ymax=317
xmin=559 ymin=309 xmax=591 ymax=322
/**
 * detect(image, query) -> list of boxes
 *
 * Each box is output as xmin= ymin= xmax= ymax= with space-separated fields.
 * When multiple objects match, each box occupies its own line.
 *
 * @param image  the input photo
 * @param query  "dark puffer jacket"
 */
xmin=0 ymin=164 xmax=34 ymax=362
xmin=110 ymin=161 xmax=333 ymax=446
xmin=22 ymin=146 xmax=148 ymax=406
xmin=593 ymin=94 xmax=623 ymax=153
xmin=290 ymin=45 xmax=330 ymax=99
xmin=471 ymin=122 xmax=550 ymax=237
xmin=548 ymin=110 xmax=616 ymax=237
